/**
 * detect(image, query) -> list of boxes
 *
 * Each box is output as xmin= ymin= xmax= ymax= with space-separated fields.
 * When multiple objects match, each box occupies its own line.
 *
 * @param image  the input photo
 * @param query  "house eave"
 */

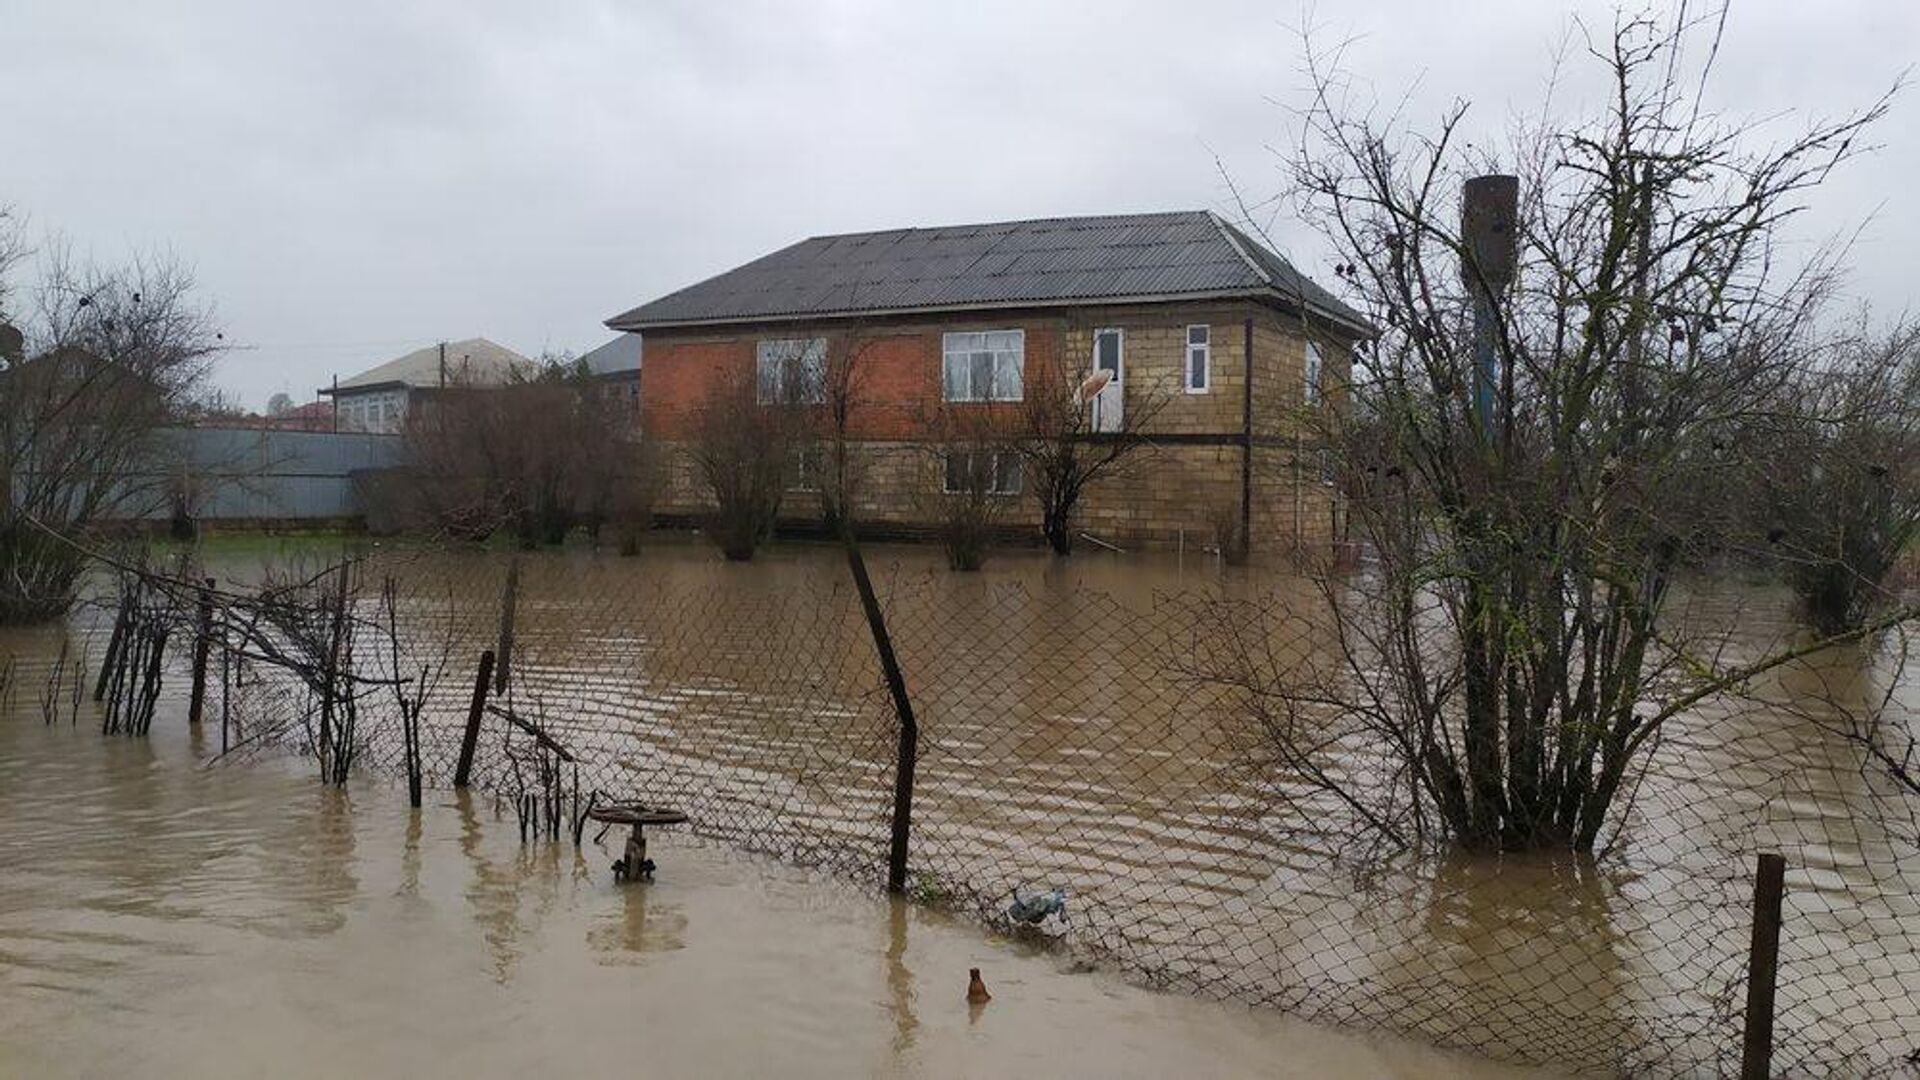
xmin=319 ymin=380 xmax=410 ymax=397
xmin=606 ymin=287 xmax=1371 ymax=337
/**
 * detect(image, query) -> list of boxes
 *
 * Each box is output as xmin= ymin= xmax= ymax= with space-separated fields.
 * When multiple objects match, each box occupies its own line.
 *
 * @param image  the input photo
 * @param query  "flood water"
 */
xmin=3 ymin=534 xmax=1915 ymax=1077
xmin=0 ymin=642 xmax=1547 ymax=1079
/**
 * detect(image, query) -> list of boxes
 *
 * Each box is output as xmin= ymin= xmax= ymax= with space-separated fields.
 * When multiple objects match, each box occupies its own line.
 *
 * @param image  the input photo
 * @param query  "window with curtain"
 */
xmin=941 ymin=330 xmax=1024 ymax=402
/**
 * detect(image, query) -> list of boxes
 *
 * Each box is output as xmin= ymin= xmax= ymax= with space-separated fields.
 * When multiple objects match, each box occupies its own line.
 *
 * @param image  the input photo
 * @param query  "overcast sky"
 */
xmin=3 ymin=1 xmax=1913 ymax=408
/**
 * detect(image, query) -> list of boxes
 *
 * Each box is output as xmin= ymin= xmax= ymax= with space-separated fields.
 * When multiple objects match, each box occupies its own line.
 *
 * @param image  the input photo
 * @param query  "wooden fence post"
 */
xmin=92 ymin=598 xmax=130 ymax=702
xmin=1741 ymin=852 xmax=1786 ymax=1080
xmin=454 ymin=649 xmax=496 ymax=788
xmin=187 ymin=577 xmax=215 ymax=726
xmin=317 ymin=562 xmax=350 ymax=780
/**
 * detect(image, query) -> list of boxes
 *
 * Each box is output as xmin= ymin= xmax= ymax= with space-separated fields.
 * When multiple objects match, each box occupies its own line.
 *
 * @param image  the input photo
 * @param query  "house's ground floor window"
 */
xmin=789 ymin=445 xmax=823 ymax=491
xmin=943 ymin=448 xmax=1021 ymax=496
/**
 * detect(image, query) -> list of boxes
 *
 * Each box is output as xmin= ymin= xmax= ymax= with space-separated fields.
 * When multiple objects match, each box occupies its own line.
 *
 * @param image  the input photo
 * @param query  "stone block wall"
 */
xmin=640 ymin=299 xmax=1356 ymax=557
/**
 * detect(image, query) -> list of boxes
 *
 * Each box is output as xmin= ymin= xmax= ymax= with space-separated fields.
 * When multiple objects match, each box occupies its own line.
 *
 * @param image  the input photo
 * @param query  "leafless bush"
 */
xmin=400 ymin=357 xmax=634 ymax=546
xmin=1207 ymin=499 xmax=1248 ymax=565
xmin=687 ymin=366 xmax=794 ymax=560
xmin=919 ymin=407 xmax=1016 ymax=571
xmin=1757 ymin=320 xmax=1919 ymax=635
xmin=604 ymin=440 xmax=662 ymax=556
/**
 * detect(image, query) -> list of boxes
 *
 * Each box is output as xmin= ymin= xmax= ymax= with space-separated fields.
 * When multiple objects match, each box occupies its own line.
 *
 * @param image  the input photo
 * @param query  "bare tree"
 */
xmin=1011 ymin=348 xmax=1167 ymax=555
xmin=0 ymin=229 xmax=223 ymax=622
xmin=1190 ymin=10 xmax=1914 ymax=857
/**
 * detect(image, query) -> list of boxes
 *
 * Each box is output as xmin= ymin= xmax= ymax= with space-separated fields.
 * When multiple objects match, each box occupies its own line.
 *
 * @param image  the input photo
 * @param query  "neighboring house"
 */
xmin=210 ymin=400 xmax=335 ymax=432
xmin=2 ymin=343 xmax=173 ymax=419
xmin=577 ymin=333 xmax=643 ymax=432
xmin=320 ymin=338 xmax=535 ymax=434
xmin=264 ymin=399 xmax=336 ymax=432
xmin=606 ymin=211 xmax=1369 ymax=554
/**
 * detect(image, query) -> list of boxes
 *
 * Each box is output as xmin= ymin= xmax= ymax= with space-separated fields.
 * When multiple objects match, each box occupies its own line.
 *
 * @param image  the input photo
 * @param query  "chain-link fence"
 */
xmin=51 ymin=542 xmax=1920 ymax=1077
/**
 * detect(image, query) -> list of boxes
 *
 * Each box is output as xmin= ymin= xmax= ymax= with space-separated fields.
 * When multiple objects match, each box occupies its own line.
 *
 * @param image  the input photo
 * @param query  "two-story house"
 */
xmin=606 ymin=211 xmax=1368 ymax=554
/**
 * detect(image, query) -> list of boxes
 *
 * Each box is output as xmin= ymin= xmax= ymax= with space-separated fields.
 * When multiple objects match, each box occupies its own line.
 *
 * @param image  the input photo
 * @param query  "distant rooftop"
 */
xmin=578 ymin=333 xmax=642 ymax=376
xmin=605 ymin=211 xmax=1367 ymax=334
xmin=322 ymin=338 xmax=535 ymax=395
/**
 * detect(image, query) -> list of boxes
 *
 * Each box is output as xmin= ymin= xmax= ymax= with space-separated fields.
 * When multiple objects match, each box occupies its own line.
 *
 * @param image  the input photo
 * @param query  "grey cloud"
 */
xmin=2 ymin=0 xmax=1912 ymax=406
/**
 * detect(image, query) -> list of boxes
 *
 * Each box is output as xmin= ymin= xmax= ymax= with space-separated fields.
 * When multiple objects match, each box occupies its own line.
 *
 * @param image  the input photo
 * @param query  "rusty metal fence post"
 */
xmin=840 ymin=535 xmax=918 ymax=894
xmin=1741 ymin=852 xmax=1786 ymax=1079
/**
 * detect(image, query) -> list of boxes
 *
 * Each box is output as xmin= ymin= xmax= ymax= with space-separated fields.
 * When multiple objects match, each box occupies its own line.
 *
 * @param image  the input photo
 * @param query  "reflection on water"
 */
xmin=0 ymin=677 xmax=1539 ymax=1079
xmin=586 ymin=873 xmax=688 ymax=961
xmin=887 ymin=897 xmax=918 ymax=1057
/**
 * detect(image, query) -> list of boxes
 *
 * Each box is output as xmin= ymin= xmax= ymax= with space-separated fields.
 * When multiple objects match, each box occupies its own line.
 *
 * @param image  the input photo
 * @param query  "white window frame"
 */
xmin=756 ymin=337 xmax=827 ymax=405
xmin=1184 ymin=324 xmax=1211 ymax=394
xmin=941 ymin=330 xmax=1024 ymax=402
xmin=1305 ymin=340 xmax=1324 ymax=407
xmin=942 ymin=448 xmax=1022 ymax=496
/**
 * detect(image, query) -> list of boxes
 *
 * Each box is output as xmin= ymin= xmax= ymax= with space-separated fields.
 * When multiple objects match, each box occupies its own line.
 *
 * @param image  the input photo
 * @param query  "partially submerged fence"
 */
xmin=44 ymin=543 xmax=1920 ymax=1077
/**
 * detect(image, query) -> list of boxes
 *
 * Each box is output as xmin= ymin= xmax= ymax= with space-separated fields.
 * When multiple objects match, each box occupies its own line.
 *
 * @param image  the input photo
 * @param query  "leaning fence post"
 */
xmin=494 ymin=559 xmax=518 ymax=695
xmin=454 ymin=649 xmax=496 ymax=788
xmin=1741 ymin=851 xmax=1786 ymax=1080
xmin=187 ymin=577 xmax=215 ymax=726
xmin=839 ymin=534 xmax=918 ymax=894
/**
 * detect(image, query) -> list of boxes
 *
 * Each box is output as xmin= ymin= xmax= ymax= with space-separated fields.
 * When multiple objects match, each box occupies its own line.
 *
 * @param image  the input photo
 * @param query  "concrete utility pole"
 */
xmin=1462 ymin=175 xmax=1518 ymax=439
xmin=438 ymin=340 xmax=447 ymax=387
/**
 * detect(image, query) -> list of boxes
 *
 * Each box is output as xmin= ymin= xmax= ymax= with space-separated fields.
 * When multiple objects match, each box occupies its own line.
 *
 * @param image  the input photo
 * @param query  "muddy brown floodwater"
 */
xmin=0 ymin=648 xmax=1551 ymax=1080
xmin=5 ymin=535 xmax=1915 ymax=1076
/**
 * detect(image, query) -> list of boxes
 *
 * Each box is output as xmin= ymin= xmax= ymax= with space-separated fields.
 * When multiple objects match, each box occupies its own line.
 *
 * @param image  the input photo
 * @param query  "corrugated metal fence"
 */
xmin=129 ymin=427 xmax=404 ymax=522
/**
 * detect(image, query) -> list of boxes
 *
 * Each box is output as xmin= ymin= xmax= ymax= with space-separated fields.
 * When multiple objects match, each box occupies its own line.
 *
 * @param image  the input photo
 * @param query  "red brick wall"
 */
xmin=639 ymin=318 xmax=1065 ymax=440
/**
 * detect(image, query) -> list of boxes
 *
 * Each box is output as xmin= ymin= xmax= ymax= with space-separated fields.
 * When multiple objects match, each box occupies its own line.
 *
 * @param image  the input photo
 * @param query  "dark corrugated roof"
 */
xmin=578 ymin=333 xmax=642 ymax=375
xmin=605 ymin=211 xmax=1368 ymax=334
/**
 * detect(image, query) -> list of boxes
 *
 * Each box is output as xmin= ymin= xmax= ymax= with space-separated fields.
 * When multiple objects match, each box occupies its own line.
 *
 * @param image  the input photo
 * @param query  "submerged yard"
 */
xmin=0 ymin=648 xmax=1542 ymax=1079
xmin=0 ymin=535 xmax=1914 ymax=1077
